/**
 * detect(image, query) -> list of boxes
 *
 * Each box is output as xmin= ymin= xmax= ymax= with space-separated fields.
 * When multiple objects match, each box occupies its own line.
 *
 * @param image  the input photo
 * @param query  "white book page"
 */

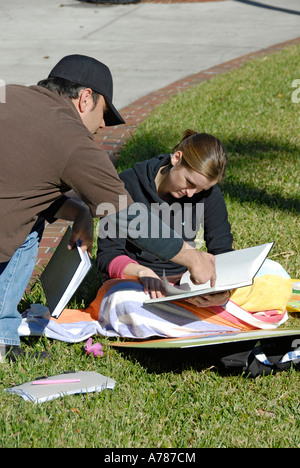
xmin=162 ymin=243 xmax=274 ymax=296
xmin=52 ymin=247 xmax=91 ymax=318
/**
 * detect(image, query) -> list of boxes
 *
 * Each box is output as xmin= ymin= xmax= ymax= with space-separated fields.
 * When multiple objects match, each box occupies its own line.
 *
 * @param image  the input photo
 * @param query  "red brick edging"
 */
xmin=31 ymin=35 xmax=300 ymax=284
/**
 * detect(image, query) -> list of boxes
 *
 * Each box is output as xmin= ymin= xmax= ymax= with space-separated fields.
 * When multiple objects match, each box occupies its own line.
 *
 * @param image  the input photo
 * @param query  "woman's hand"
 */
xmin=122 ymin=263 xmax=165 ymax=299
xmin=184 ymin=290 xmax=230 ymax=308
xmin=136 ymin=267 xmax=166 ymax=299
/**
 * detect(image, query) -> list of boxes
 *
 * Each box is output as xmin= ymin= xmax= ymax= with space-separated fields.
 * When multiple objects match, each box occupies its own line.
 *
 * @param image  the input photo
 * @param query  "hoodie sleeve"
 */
xmin=96 ymin=203 xmax=183 ymax=274
xmin=203 ymin=185 xmax=233 ymax=254
xmin=96 ymin=228 xmax=130 ymax=275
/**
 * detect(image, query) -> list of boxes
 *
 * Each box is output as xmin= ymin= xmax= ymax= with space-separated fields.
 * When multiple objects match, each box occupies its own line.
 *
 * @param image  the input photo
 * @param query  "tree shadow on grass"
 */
xmin=220 ymin=137 xmax=300 ymax=214
xmin=220 ymin=181 xmax=300 ymax=214
xmin=233 ymin=0 xmax=300 ymax=16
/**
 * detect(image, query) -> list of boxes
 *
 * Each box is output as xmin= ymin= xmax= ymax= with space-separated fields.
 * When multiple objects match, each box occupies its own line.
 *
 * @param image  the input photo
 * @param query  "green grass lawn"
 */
xmin=1 ymin=44 xmax=300 ymax=449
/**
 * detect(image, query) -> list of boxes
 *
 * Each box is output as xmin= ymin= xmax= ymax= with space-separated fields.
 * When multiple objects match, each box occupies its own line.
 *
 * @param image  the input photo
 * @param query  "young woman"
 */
xmin=96 ymin=129 xmax=233 ymax=307
xmin=47 ymin=130 xmax=289 ymax=342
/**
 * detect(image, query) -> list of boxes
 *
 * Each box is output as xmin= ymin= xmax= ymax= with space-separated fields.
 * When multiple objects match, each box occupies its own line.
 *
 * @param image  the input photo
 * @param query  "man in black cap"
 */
xmin=0 ymin=54 xmax=216 ymax=362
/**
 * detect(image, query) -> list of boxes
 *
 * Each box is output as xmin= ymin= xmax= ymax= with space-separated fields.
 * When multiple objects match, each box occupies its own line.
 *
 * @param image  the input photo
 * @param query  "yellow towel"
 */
xmin=231 ymin=275 xmax=297 ymax=314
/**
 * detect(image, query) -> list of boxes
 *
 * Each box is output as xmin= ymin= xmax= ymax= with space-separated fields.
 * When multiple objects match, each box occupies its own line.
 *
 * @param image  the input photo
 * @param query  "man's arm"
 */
xmin=61 ymin=141 xmax=216 ymax=284
xmin=55 ymin=199 xmax=217 ymax=288
xmin=54 ymin=198 xmax=94 ymax=254
xmin=99 ymin=204 xmax=217 ymax=287
xmin=56 ymin=198 xmax=216 ymax=286
xmin=120 ymin=239 xmax=217 ymax=289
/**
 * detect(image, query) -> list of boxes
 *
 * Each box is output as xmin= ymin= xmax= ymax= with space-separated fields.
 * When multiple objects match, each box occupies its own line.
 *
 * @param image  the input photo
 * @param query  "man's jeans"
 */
xmin=0 ymin=229 xmax=42 ymax=346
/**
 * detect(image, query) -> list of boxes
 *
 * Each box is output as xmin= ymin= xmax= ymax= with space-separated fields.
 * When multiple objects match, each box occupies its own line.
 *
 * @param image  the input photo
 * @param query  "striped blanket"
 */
xmin=19 ymin=260 xmax=294 ymax=343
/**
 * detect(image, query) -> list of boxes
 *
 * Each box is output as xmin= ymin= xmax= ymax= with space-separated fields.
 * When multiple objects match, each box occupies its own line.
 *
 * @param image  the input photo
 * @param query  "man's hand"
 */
xmin=68 ymin=209 xmax=94 ymax=254
xmin=54 ymin=198 xmax=94 ymax=255
xmin=171 ymin=243 xmax=216 ymax=287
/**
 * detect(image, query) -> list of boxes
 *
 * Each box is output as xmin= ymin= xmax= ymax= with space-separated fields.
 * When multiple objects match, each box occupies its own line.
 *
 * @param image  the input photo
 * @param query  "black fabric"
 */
xmin=30 ymin=195 xmax=69 ymax=240
xmin=96 ymin=154 xmax=233 ymax=277
xmin=220 ymin=336 xmax=300 ymax=378
xmin=39 ymin=195 xmax=69 ymax=224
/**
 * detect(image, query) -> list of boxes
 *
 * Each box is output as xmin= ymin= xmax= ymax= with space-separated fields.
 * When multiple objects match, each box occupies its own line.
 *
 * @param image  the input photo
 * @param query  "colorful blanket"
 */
xmin=19 ymin=260 xmax=295 ymax=343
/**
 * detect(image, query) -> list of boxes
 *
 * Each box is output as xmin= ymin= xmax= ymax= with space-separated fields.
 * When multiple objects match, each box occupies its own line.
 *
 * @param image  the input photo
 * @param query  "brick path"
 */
xmin=30 ymin=35 xmax=300 ymax=284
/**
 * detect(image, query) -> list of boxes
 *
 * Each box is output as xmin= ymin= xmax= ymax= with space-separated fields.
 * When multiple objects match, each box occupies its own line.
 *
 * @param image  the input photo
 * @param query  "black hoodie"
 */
xmin=96 ymin=154 xmax=233 ymax=277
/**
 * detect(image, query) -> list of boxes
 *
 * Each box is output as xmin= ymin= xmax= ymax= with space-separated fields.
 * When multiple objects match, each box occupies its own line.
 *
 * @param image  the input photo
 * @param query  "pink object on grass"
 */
xmin=84 ymin=338 xmax=104 ymax=358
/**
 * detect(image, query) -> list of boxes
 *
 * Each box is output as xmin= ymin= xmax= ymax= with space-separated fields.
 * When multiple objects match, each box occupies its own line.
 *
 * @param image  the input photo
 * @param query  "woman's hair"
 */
xmin=37 ymin=77 xmax=100 ymax=107
xmin=172 ymin=129 xmax=227 ymax=181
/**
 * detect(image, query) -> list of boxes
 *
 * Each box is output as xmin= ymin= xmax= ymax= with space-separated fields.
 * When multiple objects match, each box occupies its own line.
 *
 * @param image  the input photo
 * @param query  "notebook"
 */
xmin=4 ymin=371 xmax=116 ymax=403
xmin=40 ymin=226 xmax=91 ymax=318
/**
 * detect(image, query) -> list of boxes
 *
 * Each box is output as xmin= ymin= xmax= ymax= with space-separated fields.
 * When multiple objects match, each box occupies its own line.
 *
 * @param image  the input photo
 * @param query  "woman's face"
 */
xmin=165 ymin=151 xmax=217 ymax=199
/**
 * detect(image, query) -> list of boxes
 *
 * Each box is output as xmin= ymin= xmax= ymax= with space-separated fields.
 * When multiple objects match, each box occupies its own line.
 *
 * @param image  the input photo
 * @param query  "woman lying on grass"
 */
xmin=96 ymin=129 xmax=233 ymax=307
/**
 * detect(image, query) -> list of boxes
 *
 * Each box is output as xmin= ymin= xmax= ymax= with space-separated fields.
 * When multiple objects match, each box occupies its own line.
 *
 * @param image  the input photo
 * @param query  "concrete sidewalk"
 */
xmin=1 ymin=0 xmax=299 ymax=109
xmin=0 ymin=0 xmax=299 ymax=282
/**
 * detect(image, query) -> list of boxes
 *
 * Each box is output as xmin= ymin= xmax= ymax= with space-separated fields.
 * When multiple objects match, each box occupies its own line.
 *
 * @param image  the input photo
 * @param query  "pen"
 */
xmin=32 ymin=379 xmax=81 ymax=385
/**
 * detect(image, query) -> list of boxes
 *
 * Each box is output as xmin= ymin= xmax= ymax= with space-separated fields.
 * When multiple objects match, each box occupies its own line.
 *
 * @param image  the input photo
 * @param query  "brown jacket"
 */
xmin=0 ymin=85 xmax=131 ymax=263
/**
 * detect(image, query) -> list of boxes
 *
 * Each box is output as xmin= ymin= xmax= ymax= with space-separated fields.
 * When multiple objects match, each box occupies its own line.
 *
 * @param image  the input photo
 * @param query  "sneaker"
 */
xmin=0 ymin=345 xmax=51 ymax=363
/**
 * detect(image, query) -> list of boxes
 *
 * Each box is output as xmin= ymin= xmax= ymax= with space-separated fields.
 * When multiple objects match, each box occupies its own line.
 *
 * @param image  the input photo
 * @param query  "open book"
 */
xmin=40 ymin=226 xmax=91 ymax=318
xmin=144 ymin=242 xmax=274 ymax=304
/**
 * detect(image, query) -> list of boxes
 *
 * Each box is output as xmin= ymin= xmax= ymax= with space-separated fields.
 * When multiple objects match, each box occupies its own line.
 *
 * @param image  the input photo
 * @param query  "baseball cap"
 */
xmin=49 ymin=54 xmax=125 ymax=126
